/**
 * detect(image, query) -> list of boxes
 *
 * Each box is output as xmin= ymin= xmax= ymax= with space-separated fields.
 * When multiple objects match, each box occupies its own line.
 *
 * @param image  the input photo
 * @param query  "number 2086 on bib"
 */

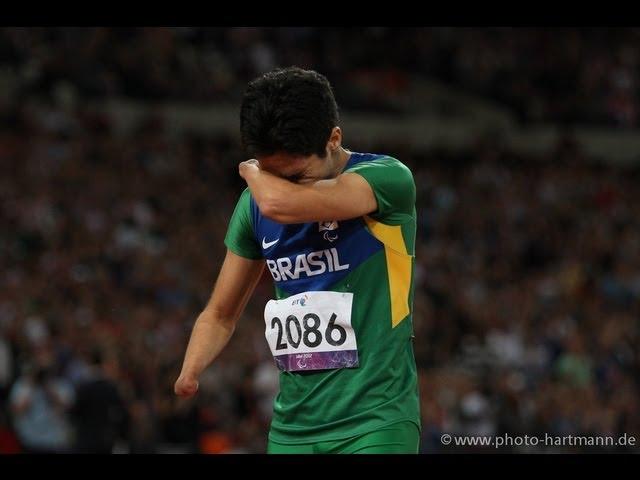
xmin=264 ymin=291 xmax=358 ymax=372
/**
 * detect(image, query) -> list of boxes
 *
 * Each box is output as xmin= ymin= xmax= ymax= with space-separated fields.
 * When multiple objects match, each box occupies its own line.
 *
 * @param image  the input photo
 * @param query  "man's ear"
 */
xmin=327 ymin=126 xmax=342 ymax=151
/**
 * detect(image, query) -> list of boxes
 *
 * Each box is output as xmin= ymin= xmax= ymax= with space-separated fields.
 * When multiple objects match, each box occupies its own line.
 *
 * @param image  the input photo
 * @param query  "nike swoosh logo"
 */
xmin=262 ymin=237 xmax=279 ymax=249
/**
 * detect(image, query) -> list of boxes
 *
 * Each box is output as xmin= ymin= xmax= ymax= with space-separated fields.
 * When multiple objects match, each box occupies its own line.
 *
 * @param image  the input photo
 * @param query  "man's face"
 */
xmin=257 ymin=152 xmax=332 ymax=184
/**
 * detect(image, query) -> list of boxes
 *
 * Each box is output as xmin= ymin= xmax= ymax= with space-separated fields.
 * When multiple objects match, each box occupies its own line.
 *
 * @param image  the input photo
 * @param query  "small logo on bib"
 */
xmin=291 ymin=295 xmax=308 ymax=307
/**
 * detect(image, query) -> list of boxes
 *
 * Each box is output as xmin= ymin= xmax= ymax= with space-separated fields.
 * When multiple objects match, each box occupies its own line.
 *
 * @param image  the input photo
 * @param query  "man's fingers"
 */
xmin=239 ymin=159 xmax=260 ymax=171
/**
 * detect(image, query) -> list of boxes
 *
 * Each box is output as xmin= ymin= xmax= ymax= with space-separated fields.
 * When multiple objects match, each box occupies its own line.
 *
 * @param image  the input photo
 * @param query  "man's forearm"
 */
xmin=175 ymin=252 xmax=264 ymax=397
xmin=242 ymin=167 xmax=303 ymax=220
xmin=238 ymin=160 xmax=377 ymax=224
xmin=242 ymin=166 xmax=334 ymax=223
xmin=179 ymin=309 xmax=236 ymax=378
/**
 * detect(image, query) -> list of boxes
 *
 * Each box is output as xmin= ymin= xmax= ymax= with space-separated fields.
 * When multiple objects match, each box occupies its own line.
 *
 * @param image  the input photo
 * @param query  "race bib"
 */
xmin=264 ymin=291 xmax=358 ymax=372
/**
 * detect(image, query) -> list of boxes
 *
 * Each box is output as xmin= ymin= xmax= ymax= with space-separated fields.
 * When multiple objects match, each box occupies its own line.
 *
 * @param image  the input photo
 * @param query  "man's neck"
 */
xmin=331 ymin=147 xmax=352 ymax=177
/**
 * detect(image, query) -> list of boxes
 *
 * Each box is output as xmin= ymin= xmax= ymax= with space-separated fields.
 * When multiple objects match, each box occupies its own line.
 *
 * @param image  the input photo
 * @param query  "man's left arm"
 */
xmin=239 ymin=161 xmax=377 ymax=224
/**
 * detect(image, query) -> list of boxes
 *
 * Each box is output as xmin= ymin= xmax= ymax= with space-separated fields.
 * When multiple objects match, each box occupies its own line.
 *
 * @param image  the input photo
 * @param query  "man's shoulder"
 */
xmin=345 ymin=153 xmax=414 ymax=187
xmin=233 ymin=187 xmax=258 ymax=215
xmin=345 ymin=152 xmax=412 ymax=174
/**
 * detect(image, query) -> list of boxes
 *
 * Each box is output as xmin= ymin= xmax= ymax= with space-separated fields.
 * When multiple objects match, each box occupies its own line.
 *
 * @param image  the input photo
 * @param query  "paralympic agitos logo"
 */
xmin=319 ymin=220 xmax=338 ymax=242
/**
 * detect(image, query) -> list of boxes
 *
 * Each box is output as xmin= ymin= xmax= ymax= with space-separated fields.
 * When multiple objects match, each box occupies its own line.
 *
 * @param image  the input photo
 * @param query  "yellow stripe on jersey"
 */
xmin=364 ymin=216 xmax=412 ymax=328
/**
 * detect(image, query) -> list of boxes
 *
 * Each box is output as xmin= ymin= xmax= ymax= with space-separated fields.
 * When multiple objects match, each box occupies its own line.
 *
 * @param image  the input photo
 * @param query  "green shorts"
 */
xmin=267 ymin=421 xmax=420 ymax=454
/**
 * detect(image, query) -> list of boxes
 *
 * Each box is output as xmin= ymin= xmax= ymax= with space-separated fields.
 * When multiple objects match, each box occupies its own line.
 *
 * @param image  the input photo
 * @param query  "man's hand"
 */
xmin=239 ymin=159 xmax=260 ymax=180
xmin=174 ymin=373 xmax=199 ymax=398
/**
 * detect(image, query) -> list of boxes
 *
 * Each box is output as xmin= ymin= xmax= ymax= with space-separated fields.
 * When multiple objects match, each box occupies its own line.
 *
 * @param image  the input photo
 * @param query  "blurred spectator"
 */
xmin=70 ymin=349 xmax=128 ymax=453
xmin=0 ymin=410 xmax=21 ymax=454
xmin=0 ymin=332 xmax=11 ymax=403
xmin=8 ymin=362 xmax=74 ymax=453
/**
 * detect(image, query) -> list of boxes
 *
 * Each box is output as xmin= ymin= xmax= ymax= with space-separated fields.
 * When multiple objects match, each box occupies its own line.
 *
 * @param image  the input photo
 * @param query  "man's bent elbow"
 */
xmin=258 ymin=196 xmax=294 ymax=223
xmin=260 ymin=201 xmax=280 ymax=220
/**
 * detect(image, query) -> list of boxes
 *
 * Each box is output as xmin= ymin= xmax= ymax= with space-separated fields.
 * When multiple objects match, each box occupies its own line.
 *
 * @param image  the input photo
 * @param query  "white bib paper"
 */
xmin=264 ymin=291 xmax=358 ymax=372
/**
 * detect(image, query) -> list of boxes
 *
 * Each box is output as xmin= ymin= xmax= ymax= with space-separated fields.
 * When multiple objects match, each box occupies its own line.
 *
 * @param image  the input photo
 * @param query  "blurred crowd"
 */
xmin=0 ymin=27 xmax=639 ymax=125
xmin=409 ymin=139 xmax=640 ymax=452
xmin=0 ymin=99 xmax=638 ymax=453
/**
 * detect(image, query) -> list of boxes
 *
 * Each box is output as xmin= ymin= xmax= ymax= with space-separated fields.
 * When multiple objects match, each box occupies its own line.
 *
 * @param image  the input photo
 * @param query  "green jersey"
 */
xmin=224 ymin=152 xmax=420 ymax=443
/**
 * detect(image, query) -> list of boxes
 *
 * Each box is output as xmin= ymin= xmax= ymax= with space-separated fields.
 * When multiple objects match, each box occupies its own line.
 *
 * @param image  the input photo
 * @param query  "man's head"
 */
xmin=240 ymin=66 xmax=343 ymax=183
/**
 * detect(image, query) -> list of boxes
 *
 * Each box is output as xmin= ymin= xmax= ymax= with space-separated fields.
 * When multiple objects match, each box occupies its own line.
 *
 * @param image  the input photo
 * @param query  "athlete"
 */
xmin=175 ymin=67 xmax=421 ymax=454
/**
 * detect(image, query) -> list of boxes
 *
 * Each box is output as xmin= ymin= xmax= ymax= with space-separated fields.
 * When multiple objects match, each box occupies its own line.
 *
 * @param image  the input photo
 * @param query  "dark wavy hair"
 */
xmin=240 ymin=66 xmax=339 ymax=159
